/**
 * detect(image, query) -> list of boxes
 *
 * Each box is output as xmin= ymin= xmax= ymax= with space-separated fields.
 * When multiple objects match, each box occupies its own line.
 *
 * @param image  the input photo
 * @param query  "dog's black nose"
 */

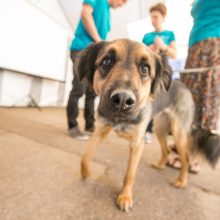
xmin=110 ymin=92 xmax=136 ymax=111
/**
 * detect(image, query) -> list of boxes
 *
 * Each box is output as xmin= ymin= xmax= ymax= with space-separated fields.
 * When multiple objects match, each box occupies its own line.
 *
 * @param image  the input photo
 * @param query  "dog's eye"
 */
xmin=139 ymin=64 xmax=149 ymax=76
xmin=101 ymin=57 xmax=113 ymax=69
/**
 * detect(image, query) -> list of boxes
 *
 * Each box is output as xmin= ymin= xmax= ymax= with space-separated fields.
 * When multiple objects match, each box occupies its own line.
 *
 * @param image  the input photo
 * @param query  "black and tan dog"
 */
xmin=73 ymin=39 xmax=220 ymax=212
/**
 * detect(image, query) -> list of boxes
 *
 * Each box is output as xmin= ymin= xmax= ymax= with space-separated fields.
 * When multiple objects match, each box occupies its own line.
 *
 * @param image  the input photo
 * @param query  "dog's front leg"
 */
xmin=116 ymin=138 xmax=144 ymax=212
xmin=81 ymin=124 xmax=111 ymax=179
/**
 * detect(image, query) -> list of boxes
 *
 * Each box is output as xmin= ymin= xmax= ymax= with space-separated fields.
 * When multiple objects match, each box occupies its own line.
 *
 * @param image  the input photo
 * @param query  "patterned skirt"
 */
xmin=181 ymin=38 xmax=220 ymax=131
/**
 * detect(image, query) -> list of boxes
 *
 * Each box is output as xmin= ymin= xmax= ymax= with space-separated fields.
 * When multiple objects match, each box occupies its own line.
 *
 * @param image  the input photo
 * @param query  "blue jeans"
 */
xmin=66 ymin=50 xmax=96 ymax=130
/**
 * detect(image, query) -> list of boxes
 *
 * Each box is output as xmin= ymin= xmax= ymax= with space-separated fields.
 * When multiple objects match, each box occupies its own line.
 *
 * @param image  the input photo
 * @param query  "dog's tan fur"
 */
xmin=74 ymin=39 xmax=220 ymax=212
xmin=81 ymin=115 xmax=148 ymax=211
xmin=81 ymin=41 xmax=158 ymax=210
xmin=152 ymin=112 xmax=189 ymax=188
xmin=76 ymin=39 xmax=172 ymax=212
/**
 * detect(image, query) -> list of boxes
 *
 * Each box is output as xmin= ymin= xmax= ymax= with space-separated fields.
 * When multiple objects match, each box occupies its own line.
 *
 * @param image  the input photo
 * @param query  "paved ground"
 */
xmin=0 ymin=107 xmax=220 ymax=220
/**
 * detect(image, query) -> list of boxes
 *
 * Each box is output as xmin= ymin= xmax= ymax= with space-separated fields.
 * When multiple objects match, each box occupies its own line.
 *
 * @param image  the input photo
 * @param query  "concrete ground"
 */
xmin=0 ymin=107 xmax=220 ymax=220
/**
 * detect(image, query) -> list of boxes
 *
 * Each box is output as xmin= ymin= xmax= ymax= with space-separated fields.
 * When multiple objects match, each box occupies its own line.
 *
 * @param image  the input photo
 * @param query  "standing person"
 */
xmin=182 ymin=0 xmax=220 ymax=132
xmin=142 ymin=3 xmax=177 ymax=59
xmin=67 ymin=0 xmax=127 ymax=140
xmin=142 ymin=3 xmax=177 ymax=143
xmin=168 ymin=0 xmax=220 ymax=173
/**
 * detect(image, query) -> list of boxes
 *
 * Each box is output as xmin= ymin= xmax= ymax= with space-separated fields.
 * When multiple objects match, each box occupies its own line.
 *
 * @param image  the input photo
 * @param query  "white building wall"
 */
xmin=108 ymin=0 xmax=141 ymax=40
xmin=0 ymin=0 xmax=73 ymax=107
xmin=0 ymin=70 xmax=32 ymax=106
xmin=28 ymin=0 xmax=71 ymax=29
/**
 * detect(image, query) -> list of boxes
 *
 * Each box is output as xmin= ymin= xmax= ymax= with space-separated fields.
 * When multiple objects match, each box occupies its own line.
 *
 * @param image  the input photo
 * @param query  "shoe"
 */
xmin=145 ymin=132 xmax=152 ymax=144
xmin=166 ymin=147 xmax=200 ymax=174
xmin=84 ymin=130 xmax=93 ymax=136
xmin=85 ymin=127 xmax=94 ymax=136
xmin=68 ymin=127 xmax=89 ymax=141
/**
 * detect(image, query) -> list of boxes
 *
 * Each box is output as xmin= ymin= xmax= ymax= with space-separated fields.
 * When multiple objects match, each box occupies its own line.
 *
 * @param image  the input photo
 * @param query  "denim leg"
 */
xmin=67 ymin=75 xmax=84 ymax=129
xmin=84 ymin=82 xmax=96 ymax=130
xmin=66 ymin=50 xmax=84 ymax=129
xmin=146 ymin=120 xmax=153 ymax=133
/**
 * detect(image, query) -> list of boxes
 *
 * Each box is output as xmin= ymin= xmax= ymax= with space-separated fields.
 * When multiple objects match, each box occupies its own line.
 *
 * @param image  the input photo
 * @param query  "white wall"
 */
xmin=0 ymin=0 xmax=72 ymax=81
xmin=58 ymin=0 xmax=82 ymax=32
xmin=29 ymin=0 xmax=70 ymax=29
xmin=0 ymin=71 xmax=32 ymax=106
xmin=108 ymin=0 xmax=141 ymax=40
xmin=0 ymin=0 xmax=73 ymax=107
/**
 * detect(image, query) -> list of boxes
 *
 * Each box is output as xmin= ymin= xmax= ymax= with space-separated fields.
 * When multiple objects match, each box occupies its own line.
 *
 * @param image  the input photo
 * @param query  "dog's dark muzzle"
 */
xmin=110 ymin=90 xmax=136 ymax=112
xmin=98 ymin=88 xmax=141 ymax=125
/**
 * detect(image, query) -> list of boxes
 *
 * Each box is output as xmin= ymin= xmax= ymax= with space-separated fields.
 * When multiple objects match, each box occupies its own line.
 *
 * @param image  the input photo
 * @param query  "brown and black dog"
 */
xmin=73 ymin=39 xmax=220 ymax=212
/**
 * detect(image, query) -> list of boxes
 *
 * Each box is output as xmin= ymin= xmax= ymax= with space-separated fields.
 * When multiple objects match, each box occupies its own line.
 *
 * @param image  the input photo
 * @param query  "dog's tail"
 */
xmin=191 ymin=128 xmax=220 ymax=167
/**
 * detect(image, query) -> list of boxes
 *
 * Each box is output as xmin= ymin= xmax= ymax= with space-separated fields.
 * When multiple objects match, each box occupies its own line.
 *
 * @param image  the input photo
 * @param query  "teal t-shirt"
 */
xmin=70 ymin=0 xmax=111 ymax=50
xmin=189 ymin=0 xmax=220 ymax=48
xmin=142 ymin=30 xmax=175 ymax=46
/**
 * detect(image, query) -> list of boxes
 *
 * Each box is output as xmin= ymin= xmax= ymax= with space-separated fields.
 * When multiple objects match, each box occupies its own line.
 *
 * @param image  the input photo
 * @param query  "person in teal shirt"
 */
xmin=189 ymin=0 xmax=220 ymax=48
xmin=67 ymin=0 xmax=127 ymax=140
xmin=182 ymin=0 xmax=220 ymax=133
xmin=71 ymin=0 xmax=111 ymax=51
xmin=142 ymin=3 xmax=177 ymax=59
xmin=142 ymin=3 xmax=177 ymax=144
xmin=143 ymin=30 xmax=175 ymax=48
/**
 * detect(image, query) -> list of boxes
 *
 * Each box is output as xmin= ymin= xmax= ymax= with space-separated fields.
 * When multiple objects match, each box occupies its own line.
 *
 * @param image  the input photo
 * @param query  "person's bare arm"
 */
xmin=155 ymin=37 xmax=177 ymax=59
xmin=81 ymin=4 xmax=102 ymax=42
xmin=148 ymin=44 xmax=160 ymax=53
xmin=163 ymin=41 xmax=177 ymax=59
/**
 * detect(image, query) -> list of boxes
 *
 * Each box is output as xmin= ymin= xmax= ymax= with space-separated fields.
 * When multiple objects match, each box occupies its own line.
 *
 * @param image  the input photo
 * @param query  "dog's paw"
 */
xmin=151 ymin=162 xmax=165 ymax=170
xmin=171 ymin=179 xmax=187 ymax=189
xmin=116 ymin=193 xmax=133 ymax=212
xmin=81 ymin=162 xmax=90 ymax=180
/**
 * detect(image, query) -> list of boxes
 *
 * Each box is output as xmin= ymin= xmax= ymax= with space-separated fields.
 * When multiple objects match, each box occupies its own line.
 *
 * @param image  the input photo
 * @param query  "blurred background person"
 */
xmin=67 ymin=0 xmax=127 ymax=140
xmin=142 ymin=3 xmax=177 ymax=59
xmin=168 ymin=0 xmax=220 ymax=173
xmin=142 ymin=3 xmax=177 ymax=143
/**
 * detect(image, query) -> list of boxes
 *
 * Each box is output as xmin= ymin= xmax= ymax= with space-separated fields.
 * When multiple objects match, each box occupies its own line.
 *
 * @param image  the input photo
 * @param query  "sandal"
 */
xmin=169 ymin=144 xmax=178 ymax=154
xmin=166 ymin=154 xmax=182 ymax=169
xmin=188 ymin=162 xmax=200 ymax=174
xmin=166 ymin=152 xmax=200 ymax=174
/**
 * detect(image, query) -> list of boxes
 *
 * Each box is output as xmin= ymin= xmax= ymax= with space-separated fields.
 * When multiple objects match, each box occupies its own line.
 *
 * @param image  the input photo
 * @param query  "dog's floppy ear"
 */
xmin=73 ymin=41 xmax=106 ymax=84
xmin=151 ymin=53 xmax=172 ymax=95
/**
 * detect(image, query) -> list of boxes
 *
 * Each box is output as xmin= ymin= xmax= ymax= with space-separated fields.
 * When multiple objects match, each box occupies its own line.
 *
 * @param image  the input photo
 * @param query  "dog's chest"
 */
xmin=113 ymin=123 xmax=135 ymax=139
